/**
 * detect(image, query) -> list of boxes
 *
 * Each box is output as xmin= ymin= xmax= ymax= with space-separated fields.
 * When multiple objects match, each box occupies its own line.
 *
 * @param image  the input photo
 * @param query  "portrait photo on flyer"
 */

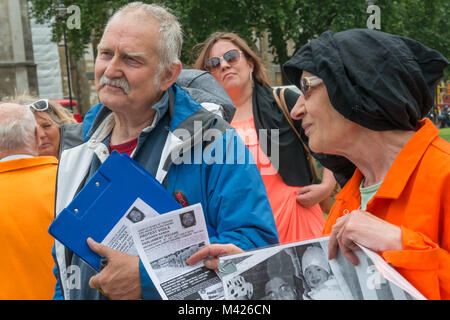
xmin=131 ymin=203 xmax=224 ymax=300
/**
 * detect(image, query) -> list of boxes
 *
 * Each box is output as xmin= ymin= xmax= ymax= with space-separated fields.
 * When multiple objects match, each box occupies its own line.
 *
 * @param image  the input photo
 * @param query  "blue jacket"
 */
xmin=53 ymin=81 xmax=279 ymax=300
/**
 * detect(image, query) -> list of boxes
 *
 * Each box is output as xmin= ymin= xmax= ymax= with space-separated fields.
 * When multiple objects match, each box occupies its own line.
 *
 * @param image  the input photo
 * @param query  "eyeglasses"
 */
xmin=205 ymin=49 xmax=242 ymax=73
xmin=300 ymin=76 xmax=323 ymax=96
xmin=26 ymin=99 xmax=50 ymax=112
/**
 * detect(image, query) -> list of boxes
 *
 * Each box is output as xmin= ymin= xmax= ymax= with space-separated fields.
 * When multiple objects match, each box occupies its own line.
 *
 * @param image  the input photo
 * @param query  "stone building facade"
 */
xmin=0 ymin=0 xmax=38 ymax=99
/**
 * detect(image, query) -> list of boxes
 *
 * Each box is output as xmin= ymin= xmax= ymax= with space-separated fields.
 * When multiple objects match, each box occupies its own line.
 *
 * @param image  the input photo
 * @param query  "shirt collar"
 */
xmin=88 ymin=90 xmax=170 ymax=162
xmin=0 ymin=154 xmax=34 ymax=162
xmin=336 ymin=119 xmax=439 ymax=201
xmin=90 ymin=90 xmax=170 ymax=142
xmin=375 ymin=119 xmax=439 ymax=199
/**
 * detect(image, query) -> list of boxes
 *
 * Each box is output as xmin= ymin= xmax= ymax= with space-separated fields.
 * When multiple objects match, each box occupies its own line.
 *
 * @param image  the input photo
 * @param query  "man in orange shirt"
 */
xmin=283 ymin=29 xmax=449 ymax=299
xmin=0 ymin=103 xmax=57 ymax=299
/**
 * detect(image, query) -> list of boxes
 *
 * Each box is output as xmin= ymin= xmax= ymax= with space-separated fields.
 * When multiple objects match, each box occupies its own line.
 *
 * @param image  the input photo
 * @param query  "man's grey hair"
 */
xmin=106 ymin=2 xmax=183 ymax=78
xmin=0 ymin=104 xmax=37 ymax=151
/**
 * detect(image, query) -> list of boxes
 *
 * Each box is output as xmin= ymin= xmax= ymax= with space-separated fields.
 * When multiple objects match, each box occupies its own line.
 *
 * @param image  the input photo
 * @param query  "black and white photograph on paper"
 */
xmin=296 ymin=242 xmax=347 ymax=300
xmin=131 ymin=203 xmax=225 ymax=300
xmin=218 ymin=236 xmax=426 ymax=300
xmin=101 ymin=197 xmax=159 ymax=256
xmin=150 ymin=242 xmax=205 ymax=273
xmin=220 ymin=239 xmax=346 ymax=300
xmin=179 ymin=210 xmax=196 ymax=228
xmin=126 ymin=206 xmax=146 ymax=223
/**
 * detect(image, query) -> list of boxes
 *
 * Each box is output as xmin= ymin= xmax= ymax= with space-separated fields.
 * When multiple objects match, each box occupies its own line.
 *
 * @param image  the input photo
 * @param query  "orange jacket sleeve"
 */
xmin=382 ymin=227 xmax=450 ymax=300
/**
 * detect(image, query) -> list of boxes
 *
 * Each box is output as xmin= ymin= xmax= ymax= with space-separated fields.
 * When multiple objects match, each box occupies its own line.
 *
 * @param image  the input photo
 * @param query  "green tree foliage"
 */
xmin=29 ymin=0 xmax=449 ymax=80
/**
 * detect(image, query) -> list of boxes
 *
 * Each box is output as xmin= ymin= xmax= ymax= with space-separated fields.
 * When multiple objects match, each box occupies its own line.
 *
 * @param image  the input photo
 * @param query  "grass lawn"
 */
xmin=440 ymin=128 xmax=450 ymax=142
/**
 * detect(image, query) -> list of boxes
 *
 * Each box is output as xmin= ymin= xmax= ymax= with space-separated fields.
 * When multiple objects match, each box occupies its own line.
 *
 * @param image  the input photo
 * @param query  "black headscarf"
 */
xmin=283 ymin=29 xmax=448 ymax=131
xmin=252 ymin=82 xmax=313 ymax=186
xmin=253 ymin=82 xmax=356 ymax=187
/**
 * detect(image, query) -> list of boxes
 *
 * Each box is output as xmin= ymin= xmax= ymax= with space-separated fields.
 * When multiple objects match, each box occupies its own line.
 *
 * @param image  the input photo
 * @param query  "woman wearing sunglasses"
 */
xmin=11 ymin=96 xmax=77 ymax=158
xmin=283 ymin=29 xmax=450 ymax=299
xmin=194 ymin=32 xmax=339 ymax=244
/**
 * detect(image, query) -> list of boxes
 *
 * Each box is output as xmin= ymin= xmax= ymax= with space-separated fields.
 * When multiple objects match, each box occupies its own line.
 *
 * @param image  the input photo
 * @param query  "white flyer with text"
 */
xmin=131 ymin=203 xmax=224 ymax=300
xmin=101 ymin=198 xmax=159 ymax=256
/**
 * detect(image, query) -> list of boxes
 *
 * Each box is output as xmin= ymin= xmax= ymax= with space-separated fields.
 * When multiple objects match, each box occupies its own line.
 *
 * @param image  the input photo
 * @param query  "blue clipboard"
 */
xmin=48 ymin=151 xmax=182 ymax=271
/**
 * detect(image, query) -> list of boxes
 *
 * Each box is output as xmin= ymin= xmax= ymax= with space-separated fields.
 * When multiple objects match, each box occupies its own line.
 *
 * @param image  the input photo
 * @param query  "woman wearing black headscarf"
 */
xmin=283 ymin=29 xmax=449 ymax=300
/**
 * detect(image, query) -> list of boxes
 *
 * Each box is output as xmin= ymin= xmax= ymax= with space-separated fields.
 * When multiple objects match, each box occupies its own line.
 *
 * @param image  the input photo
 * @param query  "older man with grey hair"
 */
xmin=0 ymin=103 xmax=58 ymax=299
xmin=53 ymin=2 xmax=278 ymax=300
xmin=0 ymin=103 xmax=40 ymax=159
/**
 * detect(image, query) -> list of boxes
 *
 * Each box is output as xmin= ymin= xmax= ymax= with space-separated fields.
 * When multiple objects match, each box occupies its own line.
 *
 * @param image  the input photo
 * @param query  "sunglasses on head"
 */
xmin=26 ymin=99 xmax=50 ymax=112
xmin=300 ymin=76 xmax=323 ymax=96
xmin=205 ymin=49 xmax=242 ymax=73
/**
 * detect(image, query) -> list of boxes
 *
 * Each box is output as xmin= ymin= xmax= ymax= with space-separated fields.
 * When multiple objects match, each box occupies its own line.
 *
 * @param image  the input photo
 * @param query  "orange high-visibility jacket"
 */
xmin=0 ymin=157 xmax=57 ymax=300
xmin=323 ymin=119 xmax=450 ymax=300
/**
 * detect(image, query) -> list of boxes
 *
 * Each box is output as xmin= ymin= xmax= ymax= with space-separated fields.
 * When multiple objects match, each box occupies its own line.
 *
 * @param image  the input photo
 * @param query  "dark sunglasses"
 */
xmin=300 ymin=76 xmax=323 ymax=96
xmin=205 ymin=49 xmax=242 ymax=73
xmin=26 ymin=99 xmax=50 ymax=112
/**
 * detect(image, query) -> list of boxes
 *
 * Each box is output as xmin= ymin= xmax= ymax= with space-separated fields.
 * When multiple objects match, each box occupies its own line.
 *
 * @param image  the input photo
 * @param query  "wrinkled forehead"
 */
xmin=33 ymin=110 xmax=53 ymax=121
xmin=209 ymin=40 xmax=240 ymax=58
xmin=99 ymin=13 xmax=160 ymax=57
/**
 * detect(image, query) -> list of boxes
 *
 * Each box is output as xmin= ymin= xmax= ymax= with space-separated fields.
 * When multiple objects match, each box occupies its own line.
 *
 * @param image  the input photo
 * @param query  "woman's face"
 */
xmin=290 ymin=71 xmax=359 ymax=154
xmin=34 ymin=112 xmax=60 ymax=158
xmin=207 ymin=40 xmax=254 ymax=94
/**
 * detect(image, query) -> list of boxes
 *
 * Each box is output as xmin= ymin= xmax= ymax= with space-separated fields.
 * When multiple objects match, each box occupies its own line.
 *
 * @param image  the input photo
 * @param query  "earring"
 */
xmin=250 ymin=72 xmax=255 ymax=88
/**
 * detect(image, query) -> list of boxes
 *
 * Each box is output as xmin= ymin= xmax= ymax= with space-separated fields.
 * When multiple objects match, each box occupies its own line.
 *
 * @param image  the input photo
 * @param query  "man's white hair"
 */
xmin=0 ymin=104 xmax=37 ymax=151
xmin=106 ymin=2 xmax=183 ymax=78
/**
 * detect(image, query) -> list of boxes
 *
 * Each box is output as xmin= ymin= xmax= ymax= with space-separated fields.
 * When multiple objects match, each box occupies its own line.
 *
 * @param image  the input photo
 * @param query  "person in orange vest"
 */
xmin=283 ymin=29 xmax=449 ymax=300
xmin=0 ymin=103 xmax=57 ymax=299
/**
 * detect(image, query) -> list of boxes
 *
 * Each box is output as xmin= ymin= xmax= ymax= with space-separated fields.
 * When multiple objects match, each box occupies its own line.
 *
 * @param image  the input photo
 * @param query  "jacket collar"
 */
xmin=336 ymin=119 xmax=439 ymax=201
xmin=86 ymin=90 xmax=170 ymax=140
xmin=84 ymin=84 xmax=222 ymax=183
